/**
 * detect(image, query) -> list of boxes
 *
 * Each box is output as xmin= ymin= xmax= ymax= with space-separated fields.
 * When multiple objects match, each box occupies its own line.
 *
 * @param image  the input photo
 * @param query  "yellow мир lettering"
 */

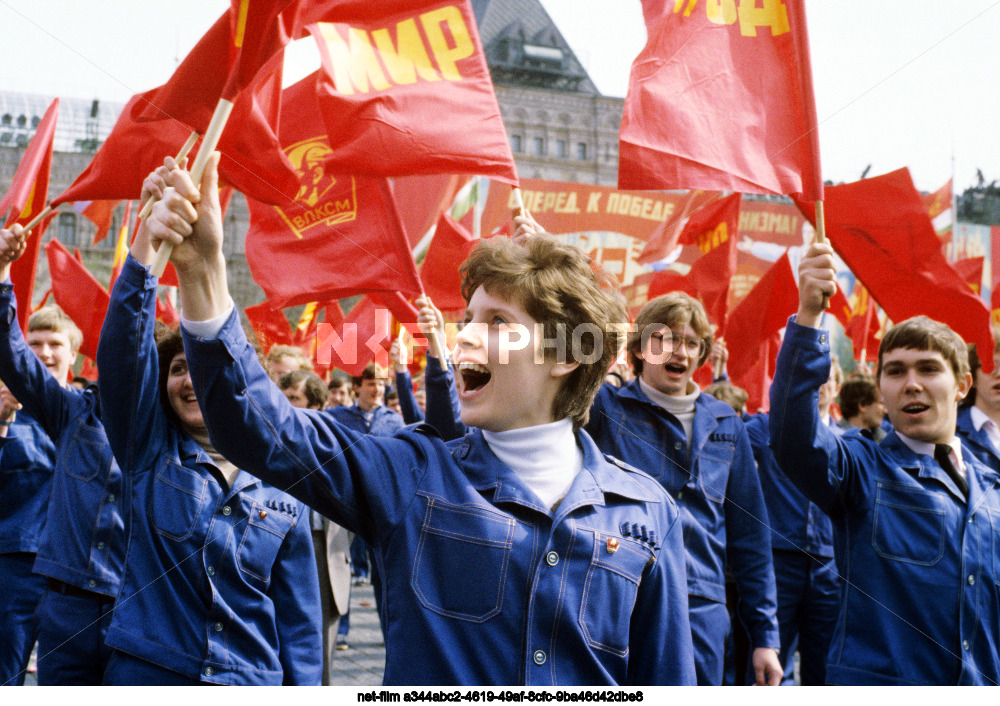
xmin=706 ymin=0 xmax=737 ymax=25
xmin=736 ymin=0 xmax=789 ymax=37
xmin=420 ymin=6 xmax=474 ymax=81
xmin=371 ymin=18 xmax=441 ymax=85
xmin=319 ymin=23 xmax=391 ymax=95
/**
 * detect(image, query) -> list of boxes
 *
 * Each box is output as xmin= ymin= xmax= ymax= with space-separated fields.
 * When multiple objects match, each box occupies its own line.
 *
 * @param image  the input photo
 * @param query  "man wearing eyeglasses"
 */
xmin=587 ymin=292 xmax=781 ymax=686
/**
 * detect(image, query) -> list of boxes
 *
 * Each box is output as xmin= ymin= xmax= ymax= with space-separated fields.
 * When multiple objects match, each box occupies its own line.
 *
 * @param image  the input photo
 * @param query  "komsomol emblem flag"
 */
xmin=619 ymin=0 xmax=822 ymax=199
xmin=304 ymin=0 xmax=518 ymax=184
xmin=244 ymin=71 xmax=422 ymax=308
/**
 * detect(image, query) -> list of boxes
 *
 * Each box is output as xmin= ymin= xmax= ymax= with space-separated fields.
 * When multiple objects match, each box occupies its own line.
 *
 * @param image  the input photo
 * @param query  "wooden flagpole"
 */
xmin=150 ymin=99 xmax=234 ymax=277
xmin=20 ymin=205 xmax=54 ymax=233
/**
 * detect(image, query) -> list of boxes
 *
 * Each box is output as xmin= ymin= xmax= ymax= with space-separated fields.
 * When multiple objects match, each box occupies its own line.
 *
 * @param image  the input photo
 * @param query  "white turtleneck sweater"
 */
xmin=638 ymin=378 xmax=700 ymax=449
xmin=482 ymin=418 xmax=583 ymax=510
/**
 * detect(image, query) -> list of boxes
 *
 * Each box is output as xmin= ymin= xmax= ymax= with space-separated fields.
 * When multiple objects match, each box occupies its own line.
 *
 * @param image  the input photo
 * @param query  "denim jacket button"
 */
xmin=533 ymin=650 xmax=546 ymax=665
xmin=204 ymin=666 xmax=214 ymax=676
xmin=222 ymin=506 xmax=232 ymax=516
xmin=214 ymin=622 xmax=224 ymax=632
xmin=963 ymin=639 xmax=970 ymax=651
xmin=545 ymin=551 xmax=559 ymax=567
xmin=207 ymin=566 xmax=215 ymax=576
xmin=967 ymin=574 xmax=976 ymax=585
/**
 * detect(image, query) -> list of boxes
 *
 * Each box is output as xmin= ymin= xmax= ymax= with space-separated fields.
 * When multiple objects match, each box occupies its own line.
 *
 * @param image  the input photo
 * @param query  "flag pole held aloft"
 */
xmin=151 ymin=99 xmax=233 ymax=277
xmin=21 ymin=205 xmax=54 ymax=233
xmin=137 ymin=131 xmax=201 ymax=220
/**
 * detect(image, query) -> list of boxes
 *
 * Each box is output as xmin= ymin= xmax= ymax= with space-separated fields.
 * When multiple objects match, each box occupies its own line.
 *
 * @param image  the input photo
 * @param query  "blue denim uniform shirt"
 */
xmin=587 ymin=380 xmax=780 ymax=650
xmin=97 ymin=256 xmax=322 ymax=685
xmin=328 ymin=400 xmax=404 ymax=436
xmin=770 ymin=318 xmax=1000 ymax=685
xmin=0 ymin=283 xmax=124 ymax=595
xmin=746 ymin=413 xmax=836 ymax=558
xmin=181 ymin=308 xmax=697 ymax=686
xmin=957 ymin=406 xmax=1000 ymax=472
xmin=396 ymin=356 xmax=466 ymax=441
xmin=0 ymin=409 xmax=54 ymax=554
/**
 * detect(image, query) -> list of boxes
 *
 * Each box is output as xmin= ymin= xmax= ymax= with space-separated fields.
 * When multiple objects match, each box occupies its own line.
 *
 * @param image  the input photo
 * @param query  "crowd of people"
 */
xmin=0 ymin=155 xmax=999 ymax=686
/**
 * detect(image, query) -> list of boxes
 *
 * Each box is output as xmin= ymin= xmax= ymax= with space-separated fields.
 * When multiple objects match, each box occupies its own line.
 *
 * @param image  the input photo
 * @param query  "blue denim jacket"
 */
xmin=957 ymin=406 xmax=1000 ymax=472
xmin=770 ymin=318 xmax=1000 ymax=685
xmin=0 ymin=284 xmax=124 ymax=594
xmin=181 ymin=309 xmax=696 ymax=685
xmin=97 ymin=257 xmax=322 ymax=685
xmin=397 ymin=356 xmax=467 ymax=440
xmin=327 ymin=400 xmax=404 ymax=436
xmin=0 ymin=410 xmax=54 ymax=554
xmin=746 ymin=413 xmax=835 ymax=558
xmin=587 ymin=381 xmax=780 ymax=650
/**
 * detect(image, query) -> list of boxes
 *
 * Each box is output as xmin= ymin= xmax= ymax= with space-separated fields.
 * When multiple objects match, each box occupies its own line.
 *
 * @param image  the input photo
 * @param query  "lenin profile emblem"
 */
xmin=274 ymin=137 xmax=358 ymax=239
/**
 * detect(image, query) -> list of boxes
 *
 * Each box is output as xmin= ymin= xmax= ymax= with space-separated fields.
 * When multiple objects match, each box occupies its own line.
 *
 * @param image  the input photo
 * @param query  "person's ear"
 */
xmin=957 ymin=371 xmax=973 ymax=402
xmin=549 ymin=360 xmax=580 ymax=379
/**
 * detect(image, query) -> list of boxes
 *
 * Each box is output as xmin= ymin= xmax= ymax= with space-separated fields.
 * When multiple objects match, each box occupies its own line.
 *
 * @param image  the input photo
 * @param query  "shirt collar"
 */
xmin=896 ymin=431 xmax=964 ymax=469
xmin=970 ymin=405 xmax=995 ymax=432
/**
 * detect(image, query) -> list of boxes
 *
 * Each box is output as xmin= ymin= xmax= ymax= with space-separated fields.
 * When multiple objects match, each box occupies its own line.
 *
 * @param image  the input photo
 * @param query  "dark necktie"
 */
xmin=934 ymin=444 xmax=968 ymax=498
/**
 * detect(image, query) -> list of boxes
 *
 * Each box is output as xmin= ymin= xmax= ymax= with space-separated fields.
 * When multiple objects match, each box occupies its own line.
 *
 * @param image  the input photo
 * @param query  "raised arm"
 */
xmin=416 ymin=295 xmax=465 ymax=440
xmin=0 ymin=225 xmax=75 ymax=435
xmin=768 ymin=242 xmax=861 ymax=516
xmin=390 ymin=337 xmax=424 ymax=424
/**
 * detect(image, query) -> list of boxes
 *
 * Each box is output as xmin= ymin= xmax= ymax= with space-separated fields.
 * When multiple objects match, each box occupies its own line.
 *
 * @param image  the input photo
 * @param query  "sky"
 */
xmin=1 ymin=0 xmax=998 ymax=194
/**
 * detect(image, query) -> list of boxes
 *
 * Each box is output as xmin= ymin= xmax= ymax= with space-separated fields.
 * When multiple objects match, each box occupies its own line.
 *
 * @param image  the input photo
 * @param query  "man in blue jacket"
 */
xmin=769 ymin=240 xmax=1000 ymax=685
xmin=0 ymin=227 xmax=125 ymax=685
xmin=587 ymin=292 xmax=782 ymax=685
xmin=957 ymin=329 xmax=1000 ymax=473
xmin=139 ymin=155 xmax=696 ymax=685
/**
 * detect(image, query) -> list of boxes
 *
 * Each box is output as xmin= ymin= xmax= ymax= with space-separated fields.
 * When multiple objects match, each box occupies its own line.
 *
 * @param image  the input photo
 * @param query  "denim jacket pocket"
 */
xmin=872 ymin=482 xmax=945 ymax=565
xmin=579 ymin=530 xmax=652 ymax=657
xmin=62 ymin=420 xmax=112 ymax=483
xmin=411 ymin=495 xmax=514 ymax=622
xmin=697 ymin=442 xmax=734 ymax=504
xmin=151 ymin=462 xmax=208 ymax=542
xmin=237 ymin=500 xmax=294 ymax=586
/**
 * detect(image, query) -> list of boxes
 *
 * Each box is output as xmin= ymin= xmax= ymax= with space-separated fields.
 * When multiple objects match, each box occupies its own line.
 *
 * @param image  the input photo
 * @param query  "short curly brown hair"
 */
xmin=460 ymin=236 xmax=627 ymax=430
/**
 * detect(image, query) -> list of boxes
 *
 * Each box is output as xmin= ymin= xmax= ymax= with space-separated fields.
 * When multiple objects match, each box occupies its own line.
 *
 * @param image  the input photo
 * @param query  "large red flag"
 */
xmin=393 ymin=174 xmax=467 ymax=248
xmin=648 ymin=193 xmax=741 ymax=334
xmin=244 ymin=72 xmax=422 ymax=308
xmin=307 ymin=0 xmax=517 ymax=184
xmin=421 ymin=212 xmax=476 ymax=311
xmin=953 ymin=256 xmax=984 ymax=294
xmin=844 ymin=286 xmax=881 ymax=364
xmin=619 ymin=0 xmax=821 ymax=199
xmin=45 ymin=239 xmax=109 ymax=361
xmin=796 ymin=168 xmax=994 ymax=370
xmin=55 ymin=58 xmax=298 ymax=207
xmin=725 ymin=253 xmax=799 ymax=411
xmin=136 ymin=3 xmax=297 ymax=127
xmin=0 ymin=98 xmax=58 ymax=228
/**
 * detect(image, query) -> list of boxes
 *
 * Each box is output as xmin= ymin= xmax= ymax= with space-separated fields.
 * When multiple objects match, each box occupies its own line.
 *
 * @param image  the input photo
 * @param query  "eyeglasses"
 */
xmin=648 ymin=330 xmax=706 ymax=357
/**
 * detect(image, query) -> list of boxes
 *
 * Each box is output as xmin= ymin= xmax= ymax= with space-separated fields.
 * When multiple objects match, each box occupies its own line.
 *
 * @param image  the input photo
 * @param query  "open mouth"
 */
xmin=458 ymin=362 xmax=491 ymax=393
xmin=664 ymin=362 xmax=687 ymax=375
xmin=902 ymin=403 xmax=929 ymax=414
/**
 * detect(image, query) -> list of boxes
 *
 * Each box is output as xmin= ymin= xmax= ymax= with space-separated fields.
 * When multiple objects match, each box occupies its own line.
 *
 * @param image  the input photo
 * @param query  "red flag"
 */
xmin=421 ymin=212 xmax=476 ymax=311
xmin=244 ymin=72 xmax=422 ymax=308
xmin=637 ymin=190 xmax=720 ymax=265
xmin=45 ymin=239 xmax=109 ymax=361
xmin=619 ymin=0 xmax=822 ymax=199
xmin=0 ymin=98 xmax=58 ymax=228
xmin=372 ymin=291 xmax=426 ymax=340
xmin=922 ymin=178 xmax=953 ymax=243
xmin=795 ymin=168 xmax=994 ymax=371
xmin=72 ymin=200 xmax=120 ymax=244
xmin=649 ymin=193 xmax=740 ymax=334
xmin=79 ymin=357 xmax=99 ymax=382
xmin=136 ymin=4 xmax=297 ymax=127
xmin=109 ymin=201 xmax=133 ymax=291
xmin=844 ymin=286 xmax=881 ymax=364
xmin=10 ymin=211 xmax=57 ymax=333
xmin=316 ymin=295 xmax=391 ymax=376
xmin=55 ymin=59 xmax=298 ymax=207
xmin=827 ymin=285 xmax=853 ymax=330
xmin=245 ymin=300 xmax=294 ymax=353
xmin=307 ymin=0 xmax=517 ymax=184
xmin=155 ymin=294 xmax=180 ymax=328
xmin=953 ymin=256 xmax=984 ymax=294
xmin=393 ymin=174 xmax=467 ymax=247
xmin=725 ymin=253 xmax=799 ymax=410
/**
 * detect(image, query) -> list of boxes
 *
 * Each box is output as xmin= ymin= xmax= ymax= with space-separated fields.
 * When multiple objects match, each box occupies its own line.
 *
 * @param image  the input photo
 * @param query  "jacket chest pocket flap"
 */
xmin=698 ymin=442 xmax=735 ymax=504
xmin=151 ymin=462 xmax=208 ymax=542
xmin=872 ymin=482 xmax=946 ymax=566
xmin=237 ymin=500 xmax=294 ymax=585
xmin=579 ymin=531 xmax=652 ymax=657
xmin=411 ymin=496 xmax=515 ymax=622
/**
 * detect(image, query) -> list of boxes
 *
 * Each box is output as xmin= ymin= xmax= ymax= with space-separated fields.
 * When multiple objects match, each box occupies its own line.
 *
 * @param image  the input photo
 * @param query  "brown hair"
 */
xmin=156 ymin=327 xmax=185 ymax=427
xmin=704 ymin=381 xmax=748 ymax=416
xmin=963 ymin=325 xmax=1000 ymax=407
xmin=266 ymin=344 xmax=311 ymax=372
xmin=628 ymin=292 xmax=713 ymax=376
xmin=28 ymin=306 xmax=82 ymax=353
xmin=352 ymin=362 xmax=388 ymax=387
xmin=278 ymin=369 xmax=327 ymax=409
xmin=877 ymin=316 xmax=970 ymax=381
xmin=839 ymin=376 xmax=878 ymax=419
xmin=460 ymin=235 xmax=627 ymax=430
